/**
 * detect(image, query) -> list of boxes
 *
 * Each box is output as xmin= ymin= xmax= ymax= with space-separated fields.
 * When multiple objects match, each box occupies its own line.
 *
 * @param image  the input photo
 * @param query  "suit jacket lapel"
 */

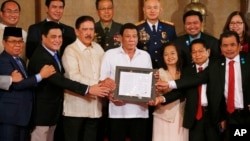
xmin=219 ymin=58 xmax=226 ymax=87
xmin=3 ymin=51 xmax=27 ymax=78
xmin=240 ymin=53 xmax=247 ymax=90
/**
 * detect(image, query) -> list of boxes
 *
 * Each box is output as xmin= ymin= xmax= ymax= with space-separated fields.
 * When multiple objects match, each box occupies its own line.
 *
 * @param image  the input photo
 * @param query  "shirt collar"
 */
xmin=76 ymin=38 xmax=93 ymax=51
xmin=189 ymin=33 xmax=201 ymax=42
xmin=101 ymin=21 xmax=113 ymax=31
xmin=146 ymin=20 xmax=159 ymax=31
xmin=195 ymin=59 xmax=209 ymax=71
xmin=226 ymin=54 xmax=240 ymax=64
xmin=46 ymin=18 xmax=60 ymax=24
xmin=42 ymin=44 xmax=57 ymax=56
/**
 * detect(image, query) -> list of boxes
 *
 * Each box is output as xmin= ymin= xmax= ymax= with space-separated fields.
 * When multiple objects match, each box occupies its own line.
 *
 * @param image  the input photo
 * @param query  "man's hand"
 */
xmin=108 ymin=93 xmax=125 ymax=106
xmin=219 ymin=120 xmax=226 ymax=132
xmin=156 ymin=80 xmax=169 ymax=91
xmin=11 ymin=70 xmax=23 ymax=82
xmin=39 ymin=65 xmax=56 ymax=79
xmin=88 ymin=84 xmax=110 ymax=97
xmin=99 ymin=77 xmax=116 ymax=92
xmin=154 ymin=70 xmax=159 ymax=79
xmin=148 ymin=96 xmax=165 ymax=106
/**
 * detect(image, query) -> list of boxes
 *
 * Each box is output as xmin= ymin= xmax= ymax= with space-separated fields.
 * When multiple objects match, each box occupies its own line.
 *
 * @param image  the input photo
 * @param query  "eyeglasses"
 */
xmin=2 ymin=10 xmax=20 ymax=14
xmin=229 ymin=22 xmax=243 ymax=26
xmin=6 ymin=40 xmax=24 ymax=45
xmin=98 ymin=7 xmax=113 ymax=11
xmin=191 ymin=50 xmax=207 ymax=54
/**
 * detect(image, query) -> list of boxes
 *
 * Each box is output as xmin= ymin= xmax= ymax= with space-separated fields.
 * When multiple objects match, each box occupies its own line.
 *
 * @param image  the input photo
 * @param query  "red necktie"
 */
xmin=227 ymin=60 xmax=235 ymax=114
xmin=196 ymin=67 xmax=203 ymax=120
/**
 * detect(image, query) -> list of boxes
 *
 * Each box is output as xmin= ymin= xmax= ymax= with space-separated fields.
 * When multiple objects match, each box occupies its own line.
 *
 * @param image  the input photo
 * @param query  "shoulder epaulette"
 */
xmin=135 ymin=20 xmax=146 ymax=26
xmin=160 ymin=20 xmax=174 ymax=26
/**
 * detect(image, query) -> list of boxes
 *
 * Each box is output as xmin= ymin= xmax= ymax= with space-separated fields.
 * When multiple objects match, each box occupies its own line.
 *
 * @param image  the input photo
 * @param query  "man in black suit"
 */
xmin=26 ymin=0 xmax=76 ymax=59
xmin=174 ymin=10 xmax=221 ymax=67
xmin=28 ymin=22 xmax=111 ymax=141
xmin=156 ymin=31 xmax=250 ymax=140
xmin=151 ymin=39 xmax=221 ymax=141
xmin=95 ymin=0 xmax=122 ymax=51
xmin=0 ymin=27 xmax=55 ymax=141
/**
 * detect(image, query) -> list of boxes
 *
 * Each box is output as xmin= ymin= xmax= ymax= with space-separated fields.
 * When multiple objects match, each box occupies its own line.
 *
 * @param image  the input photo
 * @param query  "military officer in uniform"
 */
xmin=136 ymin=0 xmax=176 ymax=69
xmin=95 ymin=0 xmax=122 ymax=51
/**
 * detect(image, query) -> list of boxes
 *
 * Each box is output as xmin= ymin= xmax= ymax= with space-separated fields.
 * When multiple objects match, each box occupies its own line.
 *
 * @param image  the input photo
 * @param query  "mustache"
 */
xmin=85 ymin=35 xmax=93 ymax=38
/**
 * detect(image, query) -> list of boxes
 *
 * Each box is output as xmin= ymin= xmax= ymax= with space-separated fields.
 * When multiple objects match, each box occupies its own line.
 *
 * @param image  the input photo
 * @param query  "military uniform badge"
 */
xmin=139 ymin=27 xmax=150 ymax=51
xmin=161 ymin=32 xmax=169 ymax=44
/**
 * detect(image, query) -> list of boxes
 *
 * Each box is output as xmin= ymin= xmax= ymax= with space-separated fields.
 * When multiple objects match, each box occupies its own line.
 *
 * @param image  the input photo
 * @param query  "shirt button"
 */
xmin=155 ymin=51 xmax=158 ymax=53
xmin=155 ymin=59 xmax=158 ymax=62
xmin=154 ymin=42 xmax=157 ymax=45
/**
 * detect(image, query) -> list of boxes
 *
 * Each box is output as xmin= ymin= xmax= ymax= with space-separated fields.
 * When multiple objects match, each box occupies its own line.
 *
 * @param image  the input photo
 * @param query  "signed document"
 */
xmin=114 ymin=66 xmax=156 ymax=102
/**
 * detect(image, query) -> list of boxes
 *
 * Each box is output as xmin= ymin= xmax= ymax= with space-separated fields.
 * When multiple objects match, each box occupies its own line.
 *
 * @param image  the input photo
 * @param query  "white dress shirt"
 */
xmin=196 ymin=60 xmax=209 ymax=106
xmin=100 ymin=46 xmax=152 ymax=118
xmin=224 ymin=55 xmax=244 ymax=109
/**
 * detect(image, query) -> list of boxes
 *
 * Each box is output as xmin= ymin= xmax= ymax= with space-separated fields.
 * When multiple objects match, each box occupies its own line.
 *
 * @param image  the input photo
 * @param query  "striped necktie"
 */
xmin=14 ymin=57 xmax=27 ymax=78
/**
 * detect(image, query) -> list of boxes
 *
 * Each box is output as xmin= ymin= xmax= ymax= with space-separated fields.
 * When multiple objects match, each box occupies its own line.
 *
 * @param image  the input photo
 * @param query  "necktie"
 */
xmin=196 ymin=66 xmax=203 ymax=120
xmin=152 ymin=25 xmax=157 ymax=33
xmin=104 ymin=27 xmax=110 ymax=37
xmin=227 ymin=60 xmax=235 ymax=114
xmin=53 ymin=53 xmax=61 ymax=71
xmin=14 ymin=57 xmax=28 ymax=78
xmin=104 ymin=27 xmax=110 ymax=48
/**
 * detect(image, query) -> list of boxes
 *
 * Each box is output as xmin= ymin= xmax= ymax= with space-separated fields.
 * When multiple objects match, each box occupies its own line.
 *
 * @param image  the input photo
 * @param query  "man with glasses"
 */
xmin=95 ymin=1 xmax=122 ymax=140
xmin=0 ymin=27 xmax=55 ymax=141
xmin=0 ymin=0 xmax=27 ymax=61
xmin=95 ymin=0 xmax=122 ymax=51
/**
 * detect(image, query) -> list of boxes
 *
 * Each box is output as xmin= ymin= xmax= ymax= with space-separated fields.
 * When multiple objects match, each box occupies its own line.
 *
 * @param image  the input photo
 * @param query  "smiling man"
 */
xmin=174 ymin=10 xmax=220 ymax=67
xmin=28 ymin=21 xmax=110 ymax=141
xmin=0 ymin=0 xmax=27 ymax=61
xmin=61 ymin=15 xmax=106 ymax=141
xmin=95 ymin=0 xmax=122 ymax=51
xmin=157 ymin=31 xmax=250 ymax=141
xmin=26 ymin=0 xmax=76 ymax=59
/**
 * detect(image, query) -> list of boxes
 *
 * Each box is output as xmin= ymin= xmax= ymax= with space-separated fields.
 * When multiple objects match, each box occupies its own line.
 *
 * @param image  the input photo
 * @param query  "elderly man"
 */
xmin=28 ymin=21 xmax=111 ymax=141
xmin=61 ymin=15 xmax=106 ymax=141
xmin=100 ymin=23 xmax=152 ymax=141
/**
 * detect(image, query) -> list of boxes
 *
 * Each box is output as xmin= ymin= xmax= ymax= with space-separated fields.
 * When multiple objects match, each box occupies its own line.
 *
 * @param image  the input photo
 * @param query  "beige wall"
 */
xmin=0 ymin=0 xmax=240 ymax=38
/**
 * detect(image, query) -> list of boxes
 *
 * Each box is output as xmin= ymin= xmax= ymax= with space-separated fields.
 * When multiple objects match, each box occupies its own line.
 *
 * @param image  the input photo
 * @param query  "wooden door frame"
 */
xmin=35 ymin=0 xmax=41 ymax=23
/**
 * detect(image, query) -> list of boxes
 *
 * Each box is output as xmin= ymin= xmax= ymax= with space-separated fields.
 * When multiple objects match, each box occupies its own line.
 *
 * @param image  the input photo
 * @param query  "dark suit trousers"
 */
xmin=0 ymin=123 xmax=28 ymax=141
xmin=224 ymin=110 xmax=250 ymax=141
xmin=189 ymin=109 xmax=221 ymax=141
xmin=109 ymin=118 xmax=147 ymax=141
xmin=63 ymin=116 xmax=99 ymax=141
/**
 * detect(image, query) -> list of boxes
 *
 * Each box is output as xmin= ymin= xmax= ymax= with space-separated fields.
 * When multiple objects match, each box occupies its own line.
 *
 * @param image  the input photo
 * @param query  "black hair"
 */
xmin=162 ymin=42 xmax=182 ymax=72
xmin=45 ymin=0 xmax=65 ymax=7
xmin=189 ymin=38 xmax=209 ymax=52
xmin=183 ymin=10 xmax=203 ymax=23
xmin=120 ymin=23 xmax=139 ymax=37
xmin=41 ymin=21 xmax=63 ymax=37
xmin=75 ymin=16 xmax=95 ymax=29
xmin=1 ymin=0 xmax=21 ymax=12
xmin=219 ymin=30 xmax=240 ymax=46
xmin=95 ymin=0 xmax=113 ymax=9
